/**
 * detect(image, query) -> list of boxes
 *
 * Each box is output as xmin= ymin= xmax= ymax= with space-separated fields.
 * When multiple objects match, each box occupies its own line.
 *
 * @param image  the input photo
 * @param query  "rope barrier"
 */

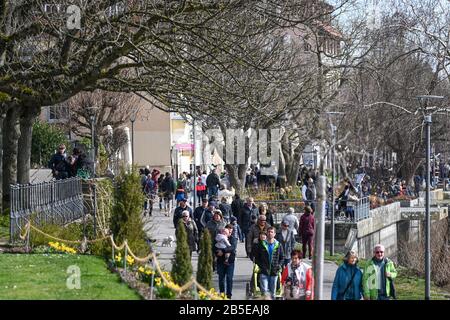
xmin=19 ymin=222 xmax=225 ymax=299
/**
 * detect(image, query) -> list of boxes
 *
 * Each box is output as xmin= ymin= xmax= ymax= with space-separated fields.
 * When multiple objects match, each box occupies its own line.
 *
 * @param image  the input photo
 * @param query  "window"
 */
xmin=48 ymin=105 xmax=69 ymax=122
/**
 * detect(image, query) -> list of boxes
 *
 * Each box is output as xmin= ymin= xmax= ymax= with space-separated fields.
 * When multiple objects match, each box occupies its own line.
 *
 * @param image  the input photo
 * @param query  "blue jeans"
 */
xmin=217 ymin=262 xmax=235 ymax=298
xmin=260 ymin=274 xmax=278 ymax=299
xmin=208 ymin=186 xmax=218 ymax=198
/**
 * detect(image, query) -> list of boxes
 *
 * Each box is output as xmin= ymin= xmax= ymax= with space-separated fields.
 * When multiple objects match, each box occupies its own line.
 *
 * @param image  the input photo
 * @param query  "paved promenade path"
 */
xmin=144 ymin=205 xmax=338 ymax=300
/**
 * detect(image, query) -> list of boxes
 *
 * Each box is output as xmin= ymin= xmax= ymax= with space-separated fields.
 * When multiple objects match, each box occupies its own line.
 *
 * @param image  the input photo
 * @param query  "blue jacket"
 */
xmin=331 ymin=262 xmax=363 ymax=300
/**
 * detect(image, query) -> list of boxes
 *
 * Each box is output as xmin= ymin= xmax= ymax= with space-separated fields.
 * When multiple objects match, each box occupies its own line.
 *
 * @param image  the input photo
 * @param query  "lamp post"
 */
xmin=130 ymin=111 xmax=137 ymax=164
xmin=326 ymin=111 xmax=344 ymax=256
xmin=417 ymin=95 xmax=444 ymax=300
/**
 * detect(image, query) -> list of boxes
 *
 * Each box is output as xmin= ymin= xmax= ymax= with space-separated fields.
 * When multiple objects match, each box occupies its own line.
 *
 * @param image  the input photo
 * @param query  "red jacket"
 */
xmin=281 ymin=262 xmax=314 ymax=300
xmin=299 ymin=213 xmax=315 ymax=236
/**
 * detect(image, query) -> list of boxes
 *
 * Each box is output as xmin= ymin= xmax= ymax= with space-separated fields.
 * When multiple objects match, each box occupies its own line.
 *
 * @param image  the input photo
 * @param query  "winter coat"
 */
xmin=173 ymin=206 xmax=193 ymax=228
xmin=299 ymin=212 xmax=315 ymax=238
xmin=231 ymin=198 xmax=244 ymax=220
xmin=200 ymin=209 xmax=214 ymax=227
xmin=161 ymin=177 xmax=176 ymax=196
xmin=281 ymin=262 xmax=314 ymax=300
xmin=275 ymin=229 xmax=296 ymax=259
xmin=206 ymin=173 xmax=220 ymax=189
xmin=48 ymin=153 xmax=69 ymax=175
xmin=282 ymin=213 xmax=299 ymax=236
xmin=240 ymin=204 xmax=259 ymax=231
xmin=331 ymin=262 xmax=363 ymax=300
xmin=253 ymin=239 xmax=284 ymax=276
xmin=205 ymin=219 xmax=226 ymax=243
xmin=246 ymin=223 xmax=271 ymax=256
xmin=219 ymin=203 xmax=232 ymax=222
xmin=193 ymin=206 xmax=208 ymax=233
xmin=177 ymin=220 xmax=198 ymax=253
xmin=362 ymin=257 xmax=397 ymax=300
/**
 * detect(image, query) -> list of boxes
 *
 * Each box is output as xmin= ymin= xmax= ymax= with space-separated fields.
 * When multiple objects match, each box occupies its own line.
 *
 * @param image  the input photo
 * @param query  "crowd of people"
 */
xmin=134 ymin=164 xmax=400 ymax=300
xmin=48 ymin=144 xmax=89 ymax=180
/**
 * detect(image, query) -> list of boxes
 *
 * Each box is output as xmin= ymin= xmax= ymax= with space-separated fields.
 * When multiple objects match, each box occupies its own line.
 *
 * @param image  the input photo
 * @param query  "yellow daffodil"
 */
xmin=138 ymin=266 xmax=145 ymax=273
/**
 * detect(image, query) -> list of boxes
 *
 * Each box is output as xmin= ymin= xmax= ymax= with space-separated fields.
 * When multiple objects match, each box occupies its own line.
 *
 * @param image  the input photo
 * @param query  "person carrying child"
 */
xmin=215 ymin=228 xmax=232 ymax=265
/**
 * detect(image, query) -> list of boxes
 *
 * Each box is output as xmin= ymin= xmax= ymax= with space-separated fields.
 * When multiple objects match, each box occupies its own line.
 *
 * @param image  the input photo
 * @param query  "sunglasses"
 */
xmin=375 ymin=251 xmax=384 ymax=254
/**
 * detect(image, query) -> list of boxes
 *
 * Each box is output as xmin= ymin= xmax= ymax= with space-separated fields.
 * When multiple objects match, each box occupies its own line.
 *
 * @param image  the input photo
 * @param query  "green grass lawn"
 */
xmin=0 ymin=214 xmax=9 ymax=242
xmin=325 ymin=251 xmax=449 ymax=300
xmin=0 ymin=254 xmax=141 ymax=300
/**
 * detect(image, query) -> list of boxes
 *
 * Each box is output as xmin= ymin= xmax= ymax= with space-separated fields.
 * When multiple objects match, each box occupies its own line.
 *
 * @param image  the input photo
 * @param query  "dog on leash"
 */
xmin=161 ymin=236 xmax=175 ymax=247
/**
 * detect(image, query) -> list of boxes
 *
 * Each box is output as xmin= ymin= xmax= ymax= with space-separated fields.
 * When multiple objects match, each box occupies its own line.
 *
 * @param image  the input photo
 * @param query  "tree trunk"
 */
xmin=2 ymin=106 xmax=20 ymax=204
xmin=17 ymin=107 xmax=41 ymax=184
xmin=226 ymin=163 xmax=247 ymax=196
xmin=0 ymin=111 xmax=5 ymax=214
xmin=278 ymin=147 xmax=287 ymax=188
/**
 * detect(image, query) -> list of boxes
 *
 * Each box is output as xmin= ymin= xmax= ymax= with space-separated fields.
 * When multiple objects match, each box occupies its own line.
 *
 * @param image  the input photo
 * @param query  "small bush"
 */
xmin=197 ymin=230 xmax=213 ymax=290
xmin=171 ymin=219 xmax=192 ymax=286
xmin=110 ymin=168 xmax=148 ymax=257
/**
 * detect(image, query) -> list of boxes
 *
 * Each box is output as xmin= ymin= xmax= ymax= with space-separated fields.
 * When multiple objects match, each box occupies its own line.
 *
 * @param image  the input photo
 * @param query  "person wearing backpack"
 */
xmin=331 ymin=250 xmax=363 ymax=300
xmin=362 ymin=244 xmax=397 ymax=300
xmin=299 ymin=206 xmax=315 ymax=260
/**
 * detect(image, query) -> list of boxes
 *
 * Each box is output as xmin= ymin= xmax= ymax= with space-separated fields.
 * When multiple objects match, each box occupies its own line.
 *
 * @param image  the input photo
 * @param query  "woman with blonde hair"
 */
xmin=331 ymin=250 xmax=363 ymax=300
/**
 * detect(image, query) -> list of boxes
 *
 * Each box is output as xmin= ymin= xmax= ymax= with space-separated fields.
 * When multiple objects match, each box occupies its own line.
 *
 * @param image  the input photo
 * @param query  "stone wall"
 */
xmin=357 ymin=202 xmax=401 ymax=238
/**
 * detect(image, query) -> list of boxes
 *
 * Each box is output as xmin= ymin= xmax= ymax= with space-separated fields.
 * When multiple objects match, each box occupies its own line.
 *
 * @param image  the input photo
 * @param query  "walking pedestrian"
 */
xmin=219 ymin=197 xmax=233 ymax=223
xmin=275 ymin=220 xmax=296 ymax=267
xmin=176 ymin=211 xmax=198 ymax=258
xmin=253 ymin=227 xmax=284 ymax=300
xmin=281 ymin=250 xmax=313 ymax=300
xmin=282 ymin=207 xmax=299 ymax=238
xmin=299 ymin=206 xmax=315 ymax=260
xmin=246 ymin=214 xmax=270 ymax=260
xmin=240 ymin=197 xmax=259 ymax=256
xmin=161 ymin=172 xmax=176 ymax=216
xmin=193 ymin=198 xmax=208 ymax=235
xmin=362 ymin=244 xmax=397 ymax=300
xmin=331 ymin=250 xmax=363 ymax=300
xmin=206 ymin=169 xmax=221 ymax=198
xmin=216 ymin=224 xmax=237 ymax=299
xmin=173 ymin=198 xmax=193 ymax=228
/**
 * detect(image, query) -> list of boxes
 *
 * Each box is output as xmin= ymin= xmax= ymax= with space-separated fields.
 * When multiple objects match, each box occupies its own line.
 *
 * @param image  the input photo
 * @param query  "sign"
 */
xmin=175 ymin=143 xmax=194 ymax=151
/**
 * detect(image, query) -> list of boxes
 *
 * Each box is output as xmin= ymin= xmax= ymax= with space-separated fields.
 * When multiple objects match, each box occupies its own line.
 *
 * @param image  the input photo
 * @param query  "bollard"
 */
xmin=150 ymin=258 xmax=156 ymax=300
xmin=124 ymin=242 xmax=128 ymax=273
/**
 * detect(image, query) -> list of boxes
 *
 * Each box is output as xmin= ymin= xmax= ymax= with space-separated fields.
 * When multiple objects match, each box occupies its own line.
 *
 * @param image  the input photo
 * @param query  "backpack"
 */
xmin=144 ymin=178 xmax=155 ymax=194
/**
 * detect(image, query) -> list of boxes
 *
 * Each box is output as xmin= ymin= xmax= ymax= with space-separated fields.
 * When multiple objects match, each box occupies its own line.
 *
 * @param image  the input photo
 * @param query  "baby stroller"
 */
xmin=245 ymin=262 xmax=283 ymax=300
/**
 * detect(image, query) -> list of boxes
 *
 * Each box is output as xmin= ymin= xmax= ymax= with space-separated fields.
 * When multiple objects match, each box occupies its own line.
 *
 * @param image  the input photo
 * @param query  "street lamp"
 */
xmin=417 ymin=94 xmax=444 ymax=300
xmin=130 ymin=111 xmax=137 ymax=164
xmin=89 ymin=112 xmax=97 ymax=178
xmin=326 ymin=111 xmax=344 ymax=256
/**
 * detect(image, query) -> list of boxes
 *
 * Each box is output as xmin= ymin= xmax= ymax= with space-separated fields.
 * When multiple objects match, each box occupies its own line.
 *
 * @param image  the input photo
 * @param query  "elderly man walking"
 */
xmin=282 ymin=207 xmax=299 ymax=238
xmin=362 ymin=244 xmax=397 ymax=300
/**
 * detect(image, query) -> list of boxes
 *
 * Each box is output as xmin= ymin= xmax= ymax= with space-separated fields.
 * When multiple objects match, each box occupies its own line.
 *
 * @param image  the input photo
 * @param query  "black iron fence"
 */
xmin=9 ymin=177 xmax=84 ymax=243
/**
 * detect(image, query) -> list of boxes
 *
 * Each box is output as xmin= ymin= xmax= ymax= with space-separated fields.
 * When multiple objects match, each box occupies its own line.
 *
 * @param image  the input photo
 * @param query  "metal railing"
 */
xmin=254 ymin=197 xmax=371 ymax=225
xmin=10 ymin=177 xmax=84 ymax=243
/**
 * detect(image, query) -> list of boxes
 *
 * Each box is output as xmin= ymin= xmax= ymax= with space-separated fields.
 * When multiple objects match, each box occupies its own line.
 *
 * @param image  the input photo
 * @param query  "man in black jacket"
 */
xmin=193 ymin=198 xmax=208 ymax=234
xmin=253 ymin=226 xmax=284 ymax=300
xmin=206 ymin=169 xmax=220 ymax=198
xmin=161 ymin=172 xmax=175 ymax=216
xmin=240 ymin=197 xmax=259 ymax=256
xmin=48 ymin=144 xmax=69 ymax=180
